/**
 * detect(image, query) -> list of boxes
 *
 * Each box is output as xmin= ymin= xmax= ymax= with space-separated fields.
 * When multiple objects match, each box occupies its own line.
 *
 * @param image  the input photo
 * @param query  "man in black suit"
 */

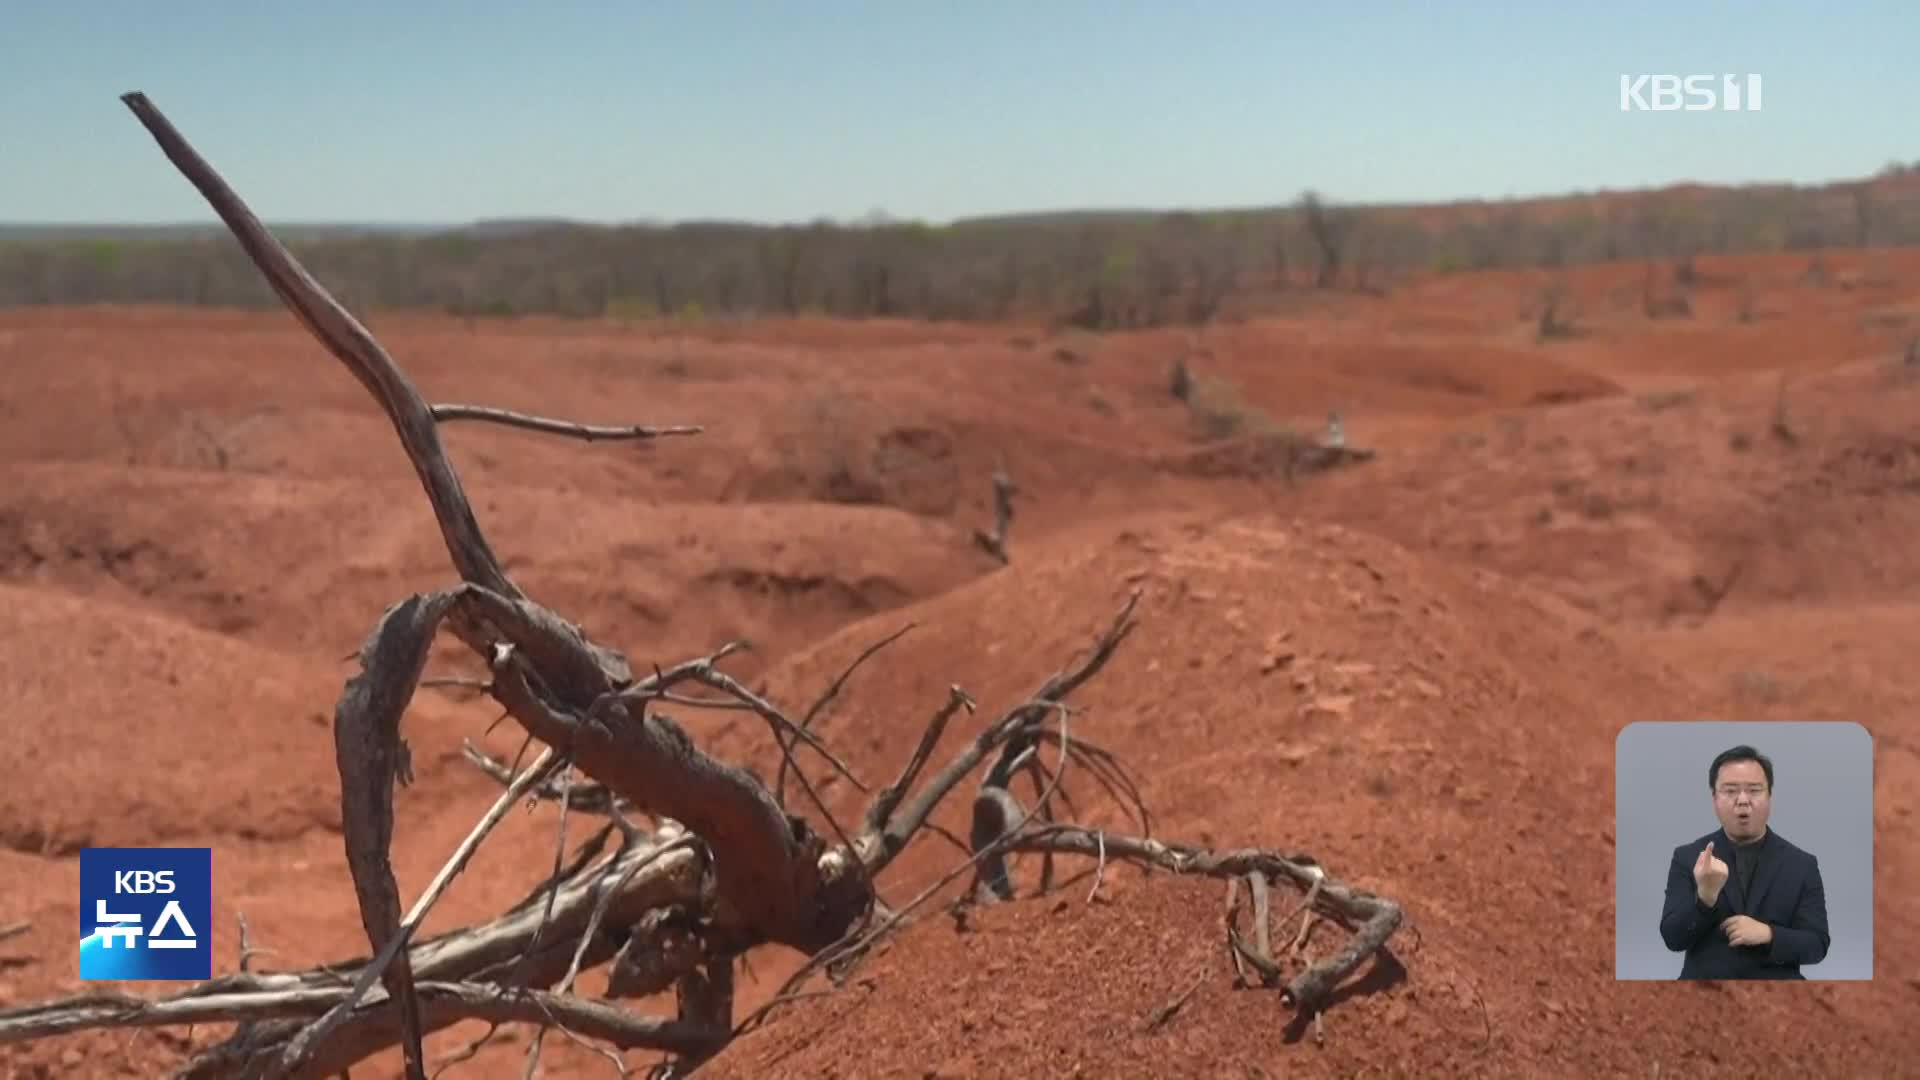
xmin=1659 ymin=744 xmax=1831 ymax=979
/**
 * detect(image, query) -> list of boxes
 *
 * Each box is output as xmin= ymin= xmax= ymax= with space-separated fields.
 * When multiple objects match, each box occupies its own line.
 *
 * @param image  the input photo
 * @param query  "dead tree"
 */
xmin=1169 ymin=354 xmax=1194 ymax=401
xmin=1770 ymin=373 xmax=1798 ymax=446
xmin=970 ymin=467 xmax=1018 ymax=564
xmin=0 ymin=92 xmax=1404 ymax=1079
xmin=1534 ymin=281 xmax=1579 ymax=341
xmin=1297 ymin=190 xmax=1349 ymax=289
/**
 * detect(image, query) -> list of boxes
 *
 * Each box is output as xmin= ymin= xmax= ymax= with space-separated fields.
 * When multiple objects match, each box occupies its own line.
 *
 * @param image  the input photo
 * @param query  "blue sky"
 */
xmin=3 ymin=2 xmax=1913 ymax=225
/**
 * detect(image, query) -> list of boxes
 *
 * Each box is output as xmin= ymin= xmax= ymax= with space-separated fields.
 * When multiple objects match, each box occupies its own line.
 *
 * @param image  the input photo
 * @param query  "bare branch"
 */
xmin=1224 ymin=880 xmax=1247 ymax=986
xmin=777 ymin=622 xmax=916 ymax=808
xmin=0 ymin=983 xmax=724 ymax=1061
xmin=1004 ymin=827 xmax=1400 ymax=1014
xmin=672 ymin=664 xmax=868 ymax=795
xmin=429 ymin=403 xmax=701 ymax=443
xmin=235 ymin=913 xmax=274 ymax=975
xmin=970 ymin=469 xmax=1018 ymax=563
xmin=866 ymin=592 xmax=1139 ymax=868
xmin=462 ymin=741 xmax=621 ymax=814
xmin=178 ymin=831 xmax=704 ymax=1076
xmin=1250 ymin=871 xmax=1274 ymax=966
xmin=861 ymin=686 xmax=975 ymax=847
xmin=1143 ymin=970 xmax=1206 ymax=1032
xmin=516 ymin=827 xmax=695 ymax=1080
xmin=317 ymin=591 xmax=465 ymax=1080
xmin=120 ymin=92 xmax=518 ymax=599
xmin=1025 ymin=727 xmax=1152 ymax=837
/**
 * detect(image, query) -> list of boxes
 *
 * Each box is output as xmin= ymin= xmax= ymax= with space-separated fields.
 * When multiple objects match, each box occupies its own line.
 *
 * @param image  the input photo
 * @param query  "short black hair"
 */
xmin=1709 ymin=745 xmax=1774 ymax=791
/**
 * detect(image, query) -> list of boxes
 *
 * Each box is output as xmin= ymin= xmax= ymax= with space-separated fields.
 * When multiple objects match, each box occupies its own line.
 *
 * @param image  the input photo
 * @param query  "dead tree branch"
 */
xmin=944 ymin=693 xmax=1401 ymax=1015
xmin=0 ymin=983 xmax=725 ymax=1063
xmin=1 ymin=827 xmax=710 ymax=1075
xmin=1770 ymin=373 xmax=1798 ymax=446
xmin=0 ymin=92 xmax=1409 ymax=1076
xmin=428 ymin=404 xmax=702 ymax=443
xmin=462 ymin=740 xmax=622 ymax=813
xmin=120 ymin=89 xmax=871 ymax=961
xmin=971 ymin=468 xmax=1018 ymax=563
xmin=858 ymin=592 xmax=1139 ymax=871
xmin=1007 ymin=829 xmax=1398 ymax=1013
xmin=775 ymin=622 xmax=916 ymax=810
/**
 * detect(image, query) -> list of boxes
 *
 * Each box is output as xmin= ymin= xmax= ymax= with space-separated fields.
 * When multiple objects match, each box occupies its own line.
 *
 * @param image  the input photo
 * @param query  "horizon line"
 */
xmin=1 ymin=164 xmax=1905 ymax=234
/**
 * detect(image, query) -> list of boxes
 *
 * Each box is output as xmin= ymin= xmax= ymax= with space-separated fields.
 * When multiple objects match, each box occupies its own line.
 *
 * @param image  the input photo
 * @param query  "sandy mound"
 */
xmin=1287 ymin=353 xmax=1920 ymax=622
xmin=701 ymin=513 xmax=1910 ymax=1077
xmin=0 ymin=583 xmax=480 ymax=854
xmin=0 ymin=461 xmax=996 ymax=679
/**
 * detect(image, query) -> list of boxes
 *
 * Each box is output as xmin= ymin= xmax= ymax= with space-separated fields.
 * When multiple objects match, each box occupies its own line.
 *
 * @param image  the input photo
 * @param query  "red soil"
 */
xmin=2 ymin=247 xmax=1917 ymax=1077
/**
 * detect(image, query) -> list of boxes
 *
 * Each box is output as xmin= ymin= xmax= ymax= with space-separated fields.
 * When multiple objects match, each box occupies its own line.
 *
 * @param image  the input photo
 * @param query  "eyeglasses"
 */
xmin=1715 ymin=784 xmax=1769 ymax=799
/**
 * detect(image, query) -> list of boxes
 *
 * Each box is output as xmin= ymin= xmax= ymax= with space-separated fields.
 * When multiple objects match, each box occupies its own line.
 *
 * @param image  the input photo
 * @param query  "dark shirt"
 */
xmin=1730 ymin=833 xmax=1764 ymax=901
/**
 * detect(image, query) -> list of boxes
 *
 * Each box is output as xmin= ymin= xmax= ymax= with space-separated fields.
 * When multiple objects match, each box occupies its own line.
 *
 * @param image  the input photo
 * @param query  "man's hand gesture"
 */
xmin=1693 ymin=840 xmax=1729 ymax=905
xmin=1722 ymin=915 xmax=1773 ymax=947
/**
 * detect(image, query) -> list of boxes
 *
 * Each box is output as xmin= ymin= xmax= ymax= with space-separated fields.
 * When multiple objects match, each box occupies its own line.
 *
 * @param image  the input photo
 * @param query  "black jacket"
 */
xmin=1659 ymin=827 xmax=1830 ymax=979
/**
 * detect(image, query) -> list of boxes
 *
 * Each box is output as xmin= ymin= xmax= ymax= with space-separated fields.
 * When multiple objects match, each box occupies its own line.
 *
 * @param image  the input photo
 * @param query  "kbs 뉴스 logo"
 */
xmin=78 ymin=847 xmax=213 ymax=981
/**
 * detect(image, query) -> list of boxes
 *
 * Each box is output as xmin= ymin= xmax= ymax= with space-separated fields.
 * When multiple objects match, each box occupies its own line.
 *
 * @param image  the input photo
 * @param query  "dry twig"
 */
xmin=970 ymin=468 xmax=1018 ymax=563
xmin=428 ymin=404 xmax=700 ymax=442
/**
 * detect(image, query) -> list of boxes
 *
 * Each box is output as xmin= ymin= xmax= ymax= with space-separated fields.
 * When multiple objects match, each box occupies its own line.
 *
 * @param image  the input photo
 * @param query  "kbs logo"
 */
xmin=79 ymin=848 xmax=212 ymax=980
xmin=1620 ymin=74 xmax=1763 ymax=112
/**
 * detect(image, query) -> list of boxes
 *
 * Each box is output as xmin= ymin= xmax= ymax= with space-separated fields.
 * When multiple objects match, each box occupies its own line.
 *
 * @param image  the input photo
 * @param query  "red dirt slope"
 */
xmin=2 ymin=244 xmax=1918 ymax=1077
xmin=702 ymin=514 xmax=1908 ymax=1079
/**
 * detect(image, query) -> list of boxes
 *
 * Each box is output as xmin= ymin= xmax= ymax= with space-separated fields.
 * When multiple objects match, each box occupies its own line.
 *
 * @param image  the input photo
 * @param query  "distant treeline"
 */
xmin=5 ymin=168 xmax=1919 ymax=329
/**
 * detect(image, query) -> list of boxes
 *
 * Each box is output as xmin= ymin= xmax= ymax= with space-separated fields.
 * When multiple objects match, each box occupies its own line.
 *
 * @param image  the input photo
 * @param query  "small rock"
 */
xmin=1275 ymin=743 xmax=1313 ymax=766
xmin=1303 ymin=695 xmax=1353 ymax=721
xmin=1544 ymin=1000 xmax=1564 ymax=1017
xmin=1189 ymin=588 xmax=1216 ymax=602
xmin=61 ymin=1049 xmax=83 ymax=1068
xmin=1259 ymin=651 xmax=1294 ymax=674
xmin=1411 ymin=677 xmax=1441 ymax=699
